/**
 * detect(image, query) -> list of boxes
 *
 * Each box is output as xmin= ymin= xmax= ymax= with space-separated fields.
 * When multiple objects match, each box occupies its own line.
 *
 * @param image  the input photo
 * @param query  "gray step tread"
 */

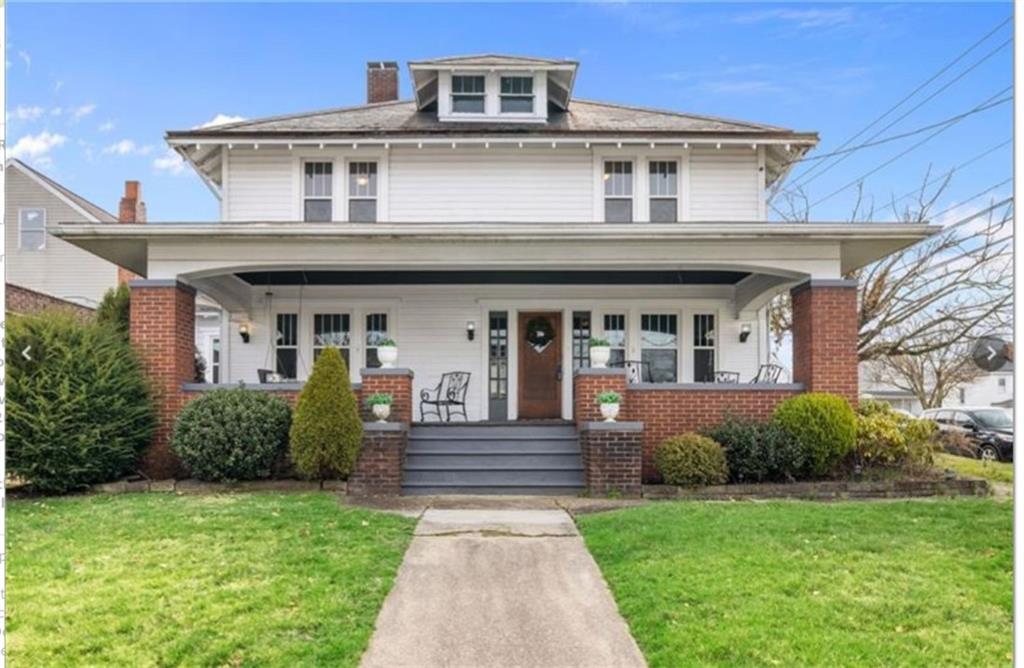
xmin=403 ymin=471 xmax=584 ymax=485
xmin=405 ymin=464 xmax=584 ymax=472
xmin=410 ymin=434 xmax=577 ymax=441
xmin=407 ymin=447 xmax=580 ymax=453
xmin=402 ymin=486 xmax=584 ymax=496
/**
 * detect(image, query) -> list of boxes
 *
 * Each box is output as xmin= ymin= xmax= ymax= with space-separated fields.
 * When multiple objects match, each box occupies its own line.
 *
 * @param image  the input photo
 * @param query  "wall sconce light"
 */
xmin=239 ymin=322 xmax=251 ymax=344
xmin=739 ymin=323 xmax=752 ymax=343
xmin=466 ymin=321 xmax=476 ymax=341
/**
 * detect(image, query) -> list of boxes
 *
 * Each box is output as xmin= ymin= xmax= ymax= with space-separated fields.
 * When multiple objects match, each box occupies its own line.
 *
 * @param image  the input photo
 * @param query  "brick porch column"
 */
xmin=359 ymin=368 xmax=414 ymax=423
xmin=573 ymin=368 xmax=628 ymax=423
xmin=791 ymin=279 xmax=859 ymax=403
xmin=349 ymin=423 xmax=408 ymax=496
xmin=129 ymin=279 xmax=196 ymax=478
xmin=580 ymin=421 xmax=644 ymax=497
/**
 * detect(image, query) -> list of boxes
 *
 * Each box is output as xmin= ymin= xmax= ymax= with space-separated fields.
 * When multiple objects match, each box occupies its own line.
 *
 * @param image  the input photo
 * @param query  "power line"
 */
xmin=911 ymin=178 xmax=1012 ymax=222
xmin=791 ymin=37 xmax=1011 ymax=189
xmin=783 ymin=96 xmax=1010 ymax=165
xmin=809 ymin=87 xmax=1012 ymax=208
xmin=888 ymin=138 xmax=1011 ymax=206
xmin=786 ymin=15 xmax=1011 ymax=187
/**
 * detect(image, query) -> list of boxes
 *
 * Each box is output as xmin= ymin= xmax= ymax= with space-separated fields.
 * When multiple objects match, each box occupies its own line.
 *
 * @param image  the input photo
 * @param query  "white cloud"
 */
xmin=153 ymin=147 xmax=187 ymax=175
xmin=54 ymin=80 xmax=64 ymax=93
xmin=98 ymin=120 xmax=115 ymax=133
xmin=9 ymin=105 xmax=45 ymax=121
xmin=732 ymin=7 xmax=856 ymax=29
xmin=9 ymin=131 xmax=67 ymax=160
xmin=17 ymin=49 xmax=31 ymax=72
xmin=102 ymin=139 xmax=153 ymax=156
xmin=50 ymin=106 xmax=62 ymax=116
xmin=70 ymin=104 xmax=97 ymax=121
xmin=195 ymin=113 xmax=246 ymax=129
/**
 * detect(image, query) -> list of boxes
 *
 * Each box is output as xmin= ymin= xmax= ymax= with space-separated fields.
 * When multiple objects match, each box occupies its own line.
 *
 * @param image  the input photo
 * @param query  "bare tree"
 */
xmin=768 ymin=172 xmax=1014 ymax=363
xmin=864 ymin=340 xmax=986 ymax=408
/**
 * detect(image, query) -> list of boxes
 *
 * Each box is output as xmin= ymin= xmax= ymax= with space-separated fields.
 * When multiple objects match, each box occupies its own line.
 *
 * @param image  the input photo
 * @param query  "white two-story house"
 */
xmin=54 ymin=55 xmax=936 ymax=482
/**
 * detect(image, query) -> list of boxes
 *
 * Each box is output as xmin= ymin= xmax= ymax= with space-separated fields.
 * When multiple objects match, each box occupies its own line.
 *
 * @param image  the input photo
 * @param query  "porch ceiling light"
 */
xmin=466 ymin=321 xmax=476 ymax=342
xmin=239 ymin=322 xmax=252 ymax=344
xmin=739 ymin=323 xmax=752 ymax=343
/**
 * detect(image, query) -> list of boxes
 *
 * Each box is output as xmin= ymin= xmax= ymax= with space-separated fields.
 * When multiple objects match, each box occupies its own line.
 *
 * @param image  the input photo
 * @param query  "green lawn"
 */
xmin=937 ymin=453 xmax=1014 ymax=484
xmin=8 ymin=493 xmax=415 ymax=667
xmin=578 ymin=499 xmax=1012 ymax=667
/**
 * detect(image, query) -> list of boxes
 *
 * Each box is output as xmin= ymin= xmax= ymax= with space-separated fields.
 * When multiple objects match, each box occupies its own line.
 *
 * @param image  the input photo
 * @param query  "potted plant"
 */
xmin=596 ymin=390 xmax=621 ymax=422
xmin=589 ymin=336 xmax=612 ymax=368
xmin=376 ymin=338 xmax=398 ymax=368
xmin=366 ymin=393 xmax=394 ymax=422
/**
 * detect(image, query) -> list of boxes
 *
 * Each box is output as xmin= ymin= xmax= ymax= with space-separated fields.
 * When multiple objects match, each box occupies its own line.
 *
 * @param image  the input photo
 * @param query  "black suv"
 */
xmin=922 ymin=407 xmax=1014 ymax=462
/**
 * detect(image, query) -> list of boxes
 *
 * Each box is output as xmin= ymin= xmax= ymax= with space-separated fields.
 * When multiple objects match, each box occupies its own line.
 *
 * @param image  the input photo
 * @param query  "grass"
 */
xmin=578 ymin=499 xmax=1012 ymax=667
xmin=936 ymin=453 xmax=1013 ymax=484
xmin=8 ymin=493 xmax=415 ymax=667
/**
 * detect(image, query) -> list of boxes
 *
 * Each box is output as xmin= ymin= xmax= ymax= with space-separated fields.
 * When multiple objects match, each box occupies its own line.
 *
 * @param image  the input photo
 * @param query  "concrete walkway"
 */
xmin=360 ymin=507 xmax=646 ymax=668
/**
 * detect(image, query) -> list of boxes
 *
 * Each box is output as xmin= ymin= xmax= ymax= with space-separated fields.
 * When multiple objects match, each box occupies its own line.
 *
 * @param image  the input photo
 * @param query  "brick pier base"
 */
xmin=573 ymin=368 xmax=628 ymax=422
xmin=349 ymin=423 xmax=409 ymax=495
xmin=360 ymin=368 xmax=414 ymax=422
xmin=580 ymin=421 xmax=644 ymax=497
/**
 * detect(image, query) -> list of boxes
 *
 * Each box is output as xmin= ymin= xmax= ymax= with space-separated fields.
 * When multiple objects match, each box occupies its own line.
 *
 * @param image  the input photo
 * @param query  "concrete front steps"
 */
xmin=402 ymin=423 xmax=584 ymax=495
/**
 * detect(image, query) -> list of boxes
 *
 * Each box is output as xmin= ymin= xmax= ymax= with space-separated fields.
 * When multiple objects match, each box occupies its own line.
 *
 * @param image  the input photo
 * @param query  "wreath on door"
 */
xmin=525 ymin=317 xmax=556 ymax=353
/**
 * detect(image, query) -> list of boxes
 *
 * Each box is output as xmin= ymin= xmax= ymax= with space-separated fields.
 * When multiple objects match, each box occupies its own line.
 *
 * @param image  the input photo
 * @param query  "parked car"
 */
xmin=921 ymin=407 xmax=1014 ymax=462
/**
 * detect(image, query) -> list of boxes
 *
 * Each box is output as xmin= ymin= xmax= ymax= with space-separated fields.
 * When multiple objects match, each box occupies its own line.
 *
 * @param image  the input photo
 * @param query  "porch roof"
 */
xmin=52 ymin=220 xmax=939 ymax=279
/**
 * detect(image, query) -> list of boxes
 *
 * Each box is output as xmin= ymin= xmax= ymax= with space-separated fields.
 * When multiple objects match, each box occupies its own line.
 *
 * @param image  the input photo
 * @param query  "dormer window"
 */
xmin=500 ymin=76 xmax=534 ymax=113
xmin=451 ymin=75 xmax=486 ymax=113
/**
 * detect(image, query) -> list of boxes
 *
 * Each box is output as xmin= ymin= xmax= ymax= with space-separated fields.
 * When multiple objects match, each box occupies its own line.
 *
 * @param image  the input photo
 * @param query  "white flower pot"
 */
xmin=377 ymin=346 xmax=398 ymax=369
xmin=371 ymin=403 xmax=391 ymax=423
xmin=590 ymin=346 xmax=611 ymax=369
xmin=600 ymin=402 xmax=620 ymax=422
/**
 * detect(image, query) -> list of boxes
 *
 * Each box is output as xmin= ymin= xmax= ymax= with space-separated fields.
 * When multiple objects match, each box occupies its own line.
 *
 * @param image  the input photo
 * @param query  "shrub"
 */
xmin=95 ymin=283 xmax=131 ymax=338
xmin=172 ymin=388 xmax=291 ymax=482
xmin=773 ymin=393 xmax=857 ymax=477
xmin=655 ymin=433 xmax=729 ymax=486
xmin=7 ymin=313 xmax=155 ymax=493
xmin=706 ymin=416 xmax=805 ymax=483
xmin=290 ymin=347 xmax=363 ymax=479
xmin=854 ymin=403 xmax=937 ymax=473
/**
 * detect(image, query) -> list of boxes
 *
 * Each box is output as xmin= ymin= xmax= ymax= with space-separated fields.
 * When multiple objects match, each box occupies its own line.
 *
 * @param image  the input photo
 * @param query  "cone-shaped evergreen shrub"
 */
xmin=7 ymin=312 xmax=155 ymax=493
xmin=95 ymin=283 xmax=131 ymax=339
xmin=289 ymin=347 xmax=363 ymax=478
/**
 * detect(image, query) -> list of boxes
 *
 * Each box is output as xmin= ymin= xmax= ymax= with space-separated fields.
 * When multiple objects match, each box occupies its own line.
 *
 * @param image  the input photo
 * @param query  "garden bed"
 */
xmin=643 ymin=477 xmax=988 ymax=500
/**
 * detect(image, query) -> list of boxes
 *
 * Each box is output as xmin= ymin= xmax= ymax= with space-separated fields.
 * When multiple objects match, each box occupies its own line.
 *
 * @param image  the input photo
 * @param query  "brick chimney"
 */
xmin=367 ymin=61 xmax=399 ymax=104
xmin=117 ymin=180 xmax=146 ymax=284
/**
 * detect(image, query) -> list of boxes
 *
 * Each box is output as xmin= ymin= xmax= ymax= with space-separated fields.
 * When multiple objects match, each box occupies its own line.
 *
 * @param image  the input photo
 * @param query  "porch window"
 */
xmin=365 ymin=312 xmax=389 ymax=368
xmin=489 ymin=311 xmax=509 ymax=420
xmin=211 ymin=337 xmax=221 ymax=383
xmin=604 ymin=161 xmax=633 ymax=222
xmin=451 ymin=75 xmax=486 ymax=113
xmin=314 ymin=313 xmax=351 ymax=366
xmin=348 ymin=162 xmax=377 ymax=222
xmin=572 ymin=311 xmax=592 ymax=370
xmin=603 ymin=314 xmax=627 ymax=367
xmin=648 ymin=161 xmax=678 ymax=222
xmin=500 ymin=76 xmax=534 ymax=113
xmin=19 ymin=208 xmax=46 ymax=250
xmin=303 ymin=161 xmax=333 ymax=222
xmin=641 ymin=314 xmax=678 ymax=382
xmin=275 ymin=313 xmax=299 ymax=380
xmin=693 ymin=313 xmax=716 ymax=382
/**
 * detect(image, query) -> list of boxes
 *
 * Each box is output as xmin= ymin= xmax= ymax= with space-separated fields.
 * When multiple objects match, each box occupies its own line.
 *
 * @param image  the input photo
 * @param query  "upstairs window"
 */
xmin=348 ymin=162 xmax=378 ymax=222
xmin=19 ymin=208 xmax=46 ymax=250
xmin=500 ymin=76 xmax=534 ymax=113
xmin=303 ymin=161 xmax=333 ymax=222
xmin=451 ymin=75 xmax=486 ymax=113
xmin=604 ymin=161 xmax=633 ymax=222
xmin=649 ymin=161 xmax=678 ymax=222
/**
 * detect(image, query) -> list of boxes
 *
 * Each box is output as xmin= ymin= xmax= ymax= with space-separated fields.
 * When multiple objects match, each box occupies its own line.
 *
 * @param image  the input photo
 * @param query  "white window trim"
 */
xmin=591 ymin=147 xmax=690 ymax=222
xmin=300 ymin=159 xmax=334 ymax=223
xmin=498 ymin=73 xmax=537 ymax=117
xmin=312 ymin=311 xmax=354 ymax=365
xmin=687 ymin=309 xmax=719 ymax=383
xmin=437 ymin=70 xmax=548 ymax=122
xmin=291 ymin=147 xmax=389 ymax=222
xmin=346 ymin=160 xmax=380 ymax=223
xmin=598 ymin=157 xmax=637 ymax=223
xmin=272 ymin=311 xmax=301 ymax=380
xmin=646 ymin=158 xmax=682 ymax=223
xmin=18 ymin=207 xmax=47 ymax=250
xmin=640 ymin=312 xmax=681 ymax=383
xmin=449 ymin=72 xmax=488 ymax=116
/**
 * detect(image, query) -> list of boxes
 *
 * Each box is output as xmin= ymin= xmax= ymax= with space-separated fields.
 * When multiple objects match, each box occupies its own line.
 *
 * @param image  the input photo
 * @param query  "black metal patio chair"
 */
xmin=751 ymin=364 xmax=784 ymax=384
xmin=420 ymin=371 xmax=472 ymax=422
xmin=714 ymin=370 xmax=741 ymax=383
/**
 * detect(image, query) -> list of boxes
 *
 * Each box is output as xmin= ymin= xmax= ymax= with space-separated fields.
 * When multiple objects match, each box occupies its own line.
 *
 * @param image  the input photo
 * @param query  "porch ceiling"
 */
xmin=233 ymin=269 xmax=750 ymax=286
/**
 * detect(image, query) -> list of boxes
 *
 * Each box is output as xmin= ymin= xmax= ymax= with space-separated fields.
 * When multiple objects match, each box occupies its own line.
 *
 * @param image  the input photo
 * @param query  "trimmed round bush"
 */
xmin=773 ymin=393 xmax=856 ymax=477
xmin=706 ymin=416 xmax=805 ymax=483
xmin=855 ymin=402 xmax=938 ymax=473
xmin=655 ymin=433 xmax=729 ymax=486
xmin=7 ymin=312 xmax=155 ymax=494
xmin=290 ymin=347 xmax=363 ymax=479
xmin=172 ymin=388 xmax=291 ymax=482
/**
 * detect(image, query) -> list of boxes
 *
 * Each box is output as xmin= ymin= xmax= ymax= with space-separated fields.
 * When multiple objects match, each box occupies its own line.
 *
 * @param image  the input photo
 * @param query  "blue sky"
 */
xmin=7 ymin=2 xmax=1012 ymax=224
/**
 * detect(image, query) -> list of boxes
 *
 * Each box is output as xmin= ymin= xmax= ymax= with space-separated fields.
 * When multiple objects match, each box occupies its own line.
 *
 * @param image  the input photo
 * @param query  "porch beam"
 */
xmin=733 ymin=273 xmax=801 ymax=318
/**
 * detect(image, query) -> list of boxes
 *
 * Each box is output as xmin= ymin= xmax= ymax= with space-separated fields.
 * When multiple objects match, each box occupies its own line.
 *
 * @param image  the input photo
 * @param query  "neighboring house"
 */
xmin=5 ymin=158 xmax=122 ymax=309
xmin=54 ymin=55 xmax=937 ymax=483
xmin=860 ymin=360 xmax=1014 ymax=415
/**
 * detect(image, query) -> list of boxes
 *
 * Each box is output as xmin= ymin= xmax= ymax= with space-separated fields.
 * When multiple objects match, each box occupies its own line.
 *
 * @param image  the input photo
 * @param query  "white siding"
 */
xmin=5 ymin=168 xmax=119 ymax=306
xmin=389 ymin=147 xmax=593 ymax=222
xmin=688 ymin=146 xmax=761 ymax=220
xmin=225 ymin=148 xmax=296 ymax=221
